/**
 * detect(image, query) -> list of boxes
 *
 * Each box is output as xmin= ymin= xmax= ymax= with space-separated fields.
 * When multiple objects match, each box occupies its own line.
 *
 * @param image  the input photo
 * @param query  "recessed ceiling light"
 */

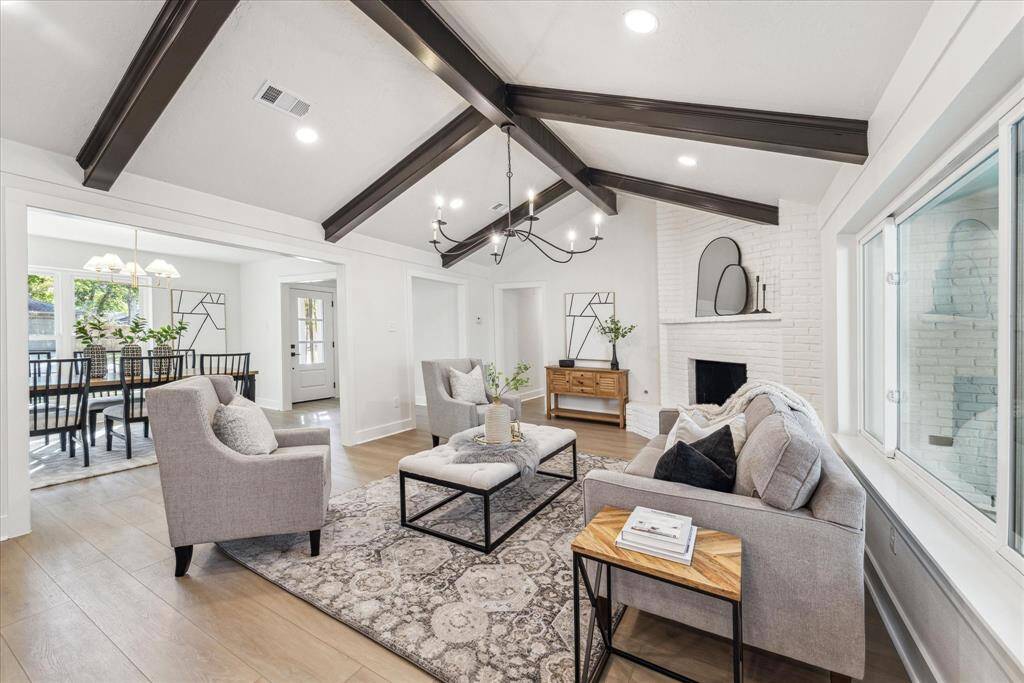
xmin=295 ymin=127 xmax=318 ymax=144
xmin=449 ymin=198 xmax=464 ymax=209
xmin=677 ymin=155 xmax=697 ymax=167
xmin=624 ymin=9 xmax=658 ymax=34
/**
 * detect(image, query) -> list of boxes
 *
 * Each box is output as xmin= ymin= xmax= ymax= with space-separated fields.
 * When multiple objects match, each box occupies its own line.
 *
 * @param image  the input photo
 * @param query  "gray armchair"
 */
xmin=146 ymin=375 xmax=331 ymax=577
xmin=421 ymin=358 xmax=523 ymax=446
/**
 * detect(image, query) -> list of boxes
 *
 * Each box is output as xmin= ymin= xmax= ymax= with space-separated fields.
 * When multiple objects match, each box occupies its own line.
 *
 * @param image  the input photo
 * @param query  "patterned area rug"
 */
xmin=220 ymin=451 xmax=626 ymax=682
xmin=30 ymin=422 xmax=156 ymax=489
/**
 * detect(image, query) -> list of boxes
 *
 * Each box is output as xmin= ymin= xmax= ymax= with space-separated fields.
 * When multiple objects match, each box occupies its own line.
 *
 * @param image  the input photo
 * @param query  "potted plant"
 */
xmin=111 ymin=315 xmax=148 ymax=375
xmin=483 ymin=361 xmax=531 ymax=444
xmin=596 ymin=315 xmax=636 ymax=371
xmin=145 ymin=320 xmax=189 ymax=373
xmin=73 ymin=314 xmax=110 ymax=378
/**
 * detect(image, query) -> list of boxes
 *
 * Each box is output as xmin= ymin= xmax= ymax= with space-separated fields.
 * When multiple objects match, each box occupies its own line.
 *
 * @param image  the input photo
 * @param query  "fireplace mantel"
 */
xmin=661 ymin=313 xmax=782 ymax=325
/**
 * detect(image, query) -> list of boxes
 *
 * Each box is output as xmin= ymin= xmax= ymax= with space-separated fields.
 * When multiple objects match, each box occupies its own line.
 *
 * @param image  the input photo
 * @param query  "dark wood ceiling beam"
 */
xmin=441 ymin=180 xmax=574 ymax=268
xmin=76 ymin=0 xmax=237 ymax=190
xmin=351 ymin=0 xmax=617 ymax=216
xmin=590 ymin=170 xmax=778 ymax=225
xmin=508 ymin=85 xmax=869 ymax=164
xmin=323 ymin=107 xmax=490 ymax=242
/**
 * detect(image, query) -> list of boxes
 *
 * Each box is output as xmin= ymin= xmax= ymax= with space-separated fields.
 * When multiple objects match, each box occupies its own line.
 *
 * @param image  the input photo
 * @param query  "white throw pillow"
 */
xmin=449 ymin=365 xmax=488 ymax=404
xmin=212 ymin=396 xmax=279 ymax=455
xmin=666 ymin=410 xmax=747 ymax=454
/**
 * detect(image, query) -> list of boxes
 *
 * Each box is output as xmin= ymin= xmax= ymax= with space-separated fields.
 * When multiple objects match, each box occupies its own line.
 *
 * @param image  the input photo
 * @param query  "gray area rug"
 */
xmin=30 ymin=422 xmax=156 ymax=489
xmin=220 ymin=451 xmax=626 ymax=682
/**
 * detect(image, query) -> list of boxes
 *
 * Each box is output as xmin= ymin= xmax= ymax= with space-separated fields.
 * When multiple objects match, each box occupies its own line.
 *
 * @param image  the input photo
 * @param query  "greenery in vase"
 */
xmin=485 ymin=361 xmax=532 ymax=400
xmin=596 ymin=315 xmax=637 ymax=344
xmin=73 ymin=314 xmax=109 ymax=346
xmin=111 ymin=316 xmax=149 ymax=346
xmin=146 ymin=320 xmax=189 ymax=347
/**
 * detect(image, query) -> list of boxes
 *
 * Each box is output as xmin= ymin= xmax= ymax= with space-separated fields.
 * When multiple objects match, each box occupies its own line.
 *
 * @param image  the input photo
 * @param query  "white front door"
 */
xmin=289 ymin=288 xmax=336 ymax=403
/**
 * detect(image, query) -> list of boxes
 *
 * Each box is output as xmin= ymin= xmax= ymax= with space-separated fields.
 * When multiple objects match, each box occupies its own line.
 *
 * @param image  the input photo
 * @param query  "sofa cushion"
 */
xmin=625 ymin=436 xmax=668 ymax=478
xmin=743 ymin=394 xmax=779 ymax=435
xmin=449 ymin=365 xmax=488 ymax=404
xmin=666 ymin=411 xmax=747 ymax=453
xmin=213 ymin=397 xmax=278 ymax=455
xmin=736 ymin=412 xmax=821 ymax=510
xmin=653 ymin=426 xmax=736 ymax=492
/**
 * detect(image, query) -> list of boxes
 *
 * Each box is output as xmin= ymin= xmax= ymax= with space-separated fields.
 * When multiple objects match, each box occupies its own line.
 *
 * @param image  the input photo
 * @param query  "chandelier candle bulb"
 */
xmin=528 ymin=189 xmax=535 ymax=216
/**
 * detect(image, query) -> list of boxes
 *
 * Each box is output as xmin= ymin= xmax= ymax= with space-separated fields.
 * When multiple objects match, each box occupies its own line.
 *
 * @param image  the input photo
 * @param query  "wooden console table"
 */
xmin=545 ymin=365 xmax=629 ymax=428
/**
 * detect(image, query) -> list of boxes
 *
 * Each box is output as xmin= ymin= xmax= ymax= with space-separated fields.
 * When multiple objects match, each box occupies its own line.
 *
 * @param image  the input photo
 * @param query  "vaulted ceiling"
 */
xmin=1 ymin=0 xmax=931 ymax=266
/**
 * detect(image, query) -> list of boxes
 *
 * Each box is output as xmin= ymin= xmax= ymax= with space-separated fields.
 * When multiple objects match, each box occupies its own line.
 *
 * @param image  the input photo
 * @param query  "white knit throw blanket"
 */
xmin=685 ymin=380 xmax=824 ymax=436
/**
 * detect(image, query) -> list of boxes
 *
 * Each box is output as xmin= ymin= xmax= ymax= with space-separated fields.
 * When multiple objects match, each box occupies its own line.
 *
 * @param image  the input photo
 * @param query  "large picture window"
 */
xmin=897 ymin=152 xmax=999 ymax=520
xmin=27 ymin=271 xmax=58 ymax=354
xmin=72 ymin=277 xmax=143 ymax=350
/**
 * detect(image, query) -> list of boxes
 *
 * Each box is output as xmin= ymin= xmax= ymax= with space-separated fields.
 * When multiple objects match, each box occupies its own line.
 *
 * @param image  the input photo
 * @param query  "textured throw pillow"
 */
xmin=653 ymin=426 xmax=737 ymax=492
xmin=734 ymin=411 xmax=821 ymax=509
xmin=449 ymin=365 xmax=488 ymax=404
xmin=212 ymin=396 xmax=278 ymax=455
xmin=666 ymin=410 xmax=747 ymax=454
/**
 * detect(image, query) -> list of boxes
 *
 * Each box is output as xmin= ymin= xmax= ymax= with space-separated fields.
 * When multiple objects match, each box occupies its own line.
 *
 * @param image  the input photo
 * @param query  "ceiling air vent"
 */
xmin=253 ymin=80 xmax=310 ymax=119
xmin=490 ymin=202 xmax=506 ymax=212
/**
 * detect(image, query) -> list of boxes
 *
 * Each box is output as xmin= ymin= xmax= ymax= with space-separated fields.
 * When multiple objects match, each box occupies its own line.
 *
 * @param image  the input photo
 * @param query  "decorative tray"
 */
xmin=473 ymin=434 xmax=524 ymax=445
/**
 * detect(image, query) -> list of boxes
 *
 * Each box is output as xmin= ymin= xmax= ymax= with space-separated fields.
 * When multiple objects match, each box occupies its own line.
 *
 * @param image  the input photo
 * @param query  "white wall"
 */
xmin=27 ymin=234 xmax=242 ymax=354
xmin=499 ymin=286 xmax=544 ymax=394
xmin=411 ymin=276 xmax=460 ymax=404
xmin=493 ymin=195 xmax=661 ymax=412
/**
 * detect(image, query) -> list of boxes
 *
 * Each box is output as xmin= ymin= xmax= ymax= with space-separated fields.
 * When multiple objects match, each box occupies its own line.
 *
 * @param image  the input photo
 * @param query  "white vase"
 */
xmin=484 ymin=401 xmax=512 ymax=444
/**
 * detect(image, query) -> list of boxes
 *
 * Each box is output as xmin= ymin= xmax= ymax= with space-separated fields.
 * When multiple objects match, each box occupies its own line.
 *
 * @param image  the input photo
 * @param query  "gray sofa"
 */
xmin=147 ymin=375 xmax=331 ymax=577
xmin=582 ymin=394 xmax=867 ymax=680
xmin=421 ymin=358 xmax=523 ymax=446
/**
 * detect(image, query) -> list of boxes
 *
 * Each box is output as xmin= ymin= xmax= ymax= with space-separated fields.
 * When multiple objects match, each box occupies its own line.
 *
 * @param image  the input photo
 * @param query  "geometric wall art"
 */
xmin=170 ymin=288 xmax=226 ymax=353
xmin=564 ymin=291 xmax=615 ymax=361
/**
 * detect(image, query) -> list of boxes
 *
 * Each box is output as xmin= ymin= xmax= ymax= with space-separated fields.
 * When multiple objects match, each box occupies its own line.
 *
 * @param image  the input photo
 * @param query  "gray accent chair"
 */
xmin=421 ymin=358 xmax=523 ymax=447
xmin=583 ymin=395 xmax=867 ymax=681
xmin=146 ymin=375 xmax=331 ymax=577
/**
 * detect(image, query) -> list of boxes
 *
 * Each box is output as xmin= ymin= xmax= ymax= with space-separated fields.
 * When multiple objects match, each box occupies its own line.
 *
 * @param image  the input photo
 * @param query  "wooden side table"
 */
xmin=570 ymin=506 xmax=744 ymax=683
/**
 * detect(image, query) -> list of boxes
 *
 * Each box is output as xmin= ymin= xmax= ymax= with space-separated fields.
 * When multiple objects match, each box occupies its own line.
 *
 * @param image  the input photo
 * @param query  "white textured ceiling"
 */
xmin=0 ymin=0 xmax=163 ymax=156
xmin=435 ymin=0 xmax=930 ymax=119
xmin=2 ymin=0 xmax=931 ymax=258
xmin=28 ymin=209 xmax=270 ymax=264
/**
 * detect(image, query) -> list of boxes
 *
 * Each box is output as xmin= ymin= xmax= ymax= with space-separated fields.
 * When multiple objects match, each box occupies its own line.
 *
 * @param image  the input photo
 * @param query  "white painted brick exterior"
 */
xmin=656 ymin=201 xmax=823 ymax=414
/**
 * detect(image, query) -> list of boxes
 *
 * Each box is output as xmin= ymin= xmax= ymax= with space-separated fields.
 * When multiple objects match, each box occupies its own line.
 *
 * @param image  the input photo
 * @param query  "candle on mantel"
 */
xmin=527 ymin=189 xmax=535 ymax=216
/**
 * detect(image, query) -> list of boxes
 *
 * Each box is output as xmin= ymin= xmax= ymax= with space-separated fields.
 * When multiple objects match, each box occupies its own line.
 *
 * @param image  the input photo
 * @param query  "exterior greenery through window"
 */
xmin=72 ymin=278 xmax=142 ymax=349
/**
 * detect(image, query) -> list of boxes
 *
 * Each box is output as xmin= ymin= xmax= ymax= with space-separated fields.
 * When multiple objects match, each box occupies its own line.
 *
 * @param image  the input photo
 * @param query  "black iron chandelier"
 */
xmin=429 ymin=123 xmax=603 ymax=265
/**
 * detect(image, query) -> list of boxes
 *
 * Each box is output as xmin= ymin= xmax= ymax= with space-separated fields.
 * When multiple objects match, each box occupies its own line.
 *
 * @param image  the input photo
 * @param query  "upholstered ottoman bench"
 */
xmin=398 ymin=423 xmax=577 ymax=553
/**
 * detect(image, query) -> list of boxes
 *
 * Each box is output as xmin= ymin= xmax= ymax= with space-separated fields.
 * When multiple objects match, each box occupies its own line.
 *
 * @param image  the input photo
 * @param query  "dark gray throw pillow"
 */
xmin=653 ymin=426 xmax=736 ymax=492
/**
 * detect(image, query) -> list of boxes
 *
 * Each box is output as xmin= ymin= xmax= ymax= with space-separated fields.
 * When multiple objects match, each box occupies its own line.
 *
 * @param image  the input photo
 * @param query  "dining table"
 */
xmin=30 ymin=368 xmax=259 ymax=401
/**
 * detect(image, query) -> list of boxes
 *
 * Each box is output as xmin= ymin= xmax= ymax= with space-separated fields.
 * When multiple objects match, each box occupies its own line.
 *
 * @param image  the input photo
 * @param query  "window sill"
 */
xmin=833 ymin=433 xmax=1023 ymax=672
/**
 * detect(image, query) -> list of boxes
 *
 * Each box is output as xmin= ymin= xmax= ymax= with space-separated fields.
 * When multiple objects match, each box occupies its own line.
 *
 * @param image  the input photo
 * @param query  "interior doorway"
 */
xmin=494 ymin=283 xmax=546 ymax=401
xmin=409 ymin=273 xmax=466 ymax=405
xmin=287 ymin=284 xmax=337 ymax=403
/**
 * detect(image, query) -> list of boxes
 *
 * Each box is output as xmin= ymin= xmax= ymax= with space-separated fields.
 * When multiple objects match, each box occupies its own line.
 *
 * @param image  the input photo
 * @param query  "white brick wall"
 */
xmin=656 ymin=201 xmax=824 ymax=414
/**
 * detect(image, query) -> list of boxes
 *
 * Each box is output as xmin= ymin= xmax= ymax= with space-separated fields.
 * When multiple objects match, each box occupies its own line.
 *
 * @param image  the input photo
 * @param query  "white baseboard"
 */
xmin=256 ymin=397 xmax=284 ymax=411
xmin=353 ymin=418 xmax=416 ymax=445
xmin=864 ymin=548 xmax=940 ymax=683
xmin=516 ymin=388 xmax=545 ymax=401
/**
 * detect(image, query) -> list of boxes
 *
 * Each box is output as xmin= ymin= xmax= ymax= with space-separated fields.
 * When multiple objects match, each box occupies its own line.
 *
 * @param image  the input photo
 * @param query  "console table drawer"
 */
xmin=570 ymin=371 xmax=596 ymax=388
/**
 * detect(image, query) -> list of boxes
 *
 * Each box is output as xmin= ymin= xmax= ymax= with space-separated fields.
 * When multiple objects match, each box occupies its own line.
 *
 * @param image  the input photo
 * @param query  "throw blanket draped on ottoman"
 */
xmin=448 ymin=425 xmax=541 ymax=485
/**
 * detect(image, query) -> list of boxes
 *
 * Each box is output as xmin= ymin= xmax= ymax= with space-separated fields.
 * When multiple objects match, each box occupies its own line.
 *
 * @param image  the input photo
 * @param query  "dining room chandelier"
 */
xmin=82 ymin=228 xmax=181 ymax=288
xmin=429 ymin=123 xmax=603 ymax=265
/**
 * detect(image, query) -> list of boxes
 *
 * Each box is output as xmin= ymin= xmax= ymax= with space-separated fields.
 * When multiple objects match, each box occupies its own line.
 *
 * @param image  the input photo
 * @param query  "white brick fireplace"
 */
xmin=657 ymin=201 xmax=823 ymax=413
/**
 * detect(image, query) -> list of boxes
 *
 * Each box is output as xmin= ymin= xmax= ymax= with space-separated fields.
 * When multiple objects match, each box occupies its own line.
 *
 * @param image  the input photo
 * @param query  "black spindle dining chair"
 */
xmin=29 ymin=351 xmax=53 ymax=443
xmin=29 ymin=358 xmax=91 ymax=465
xmin=104 ymin=355 xmax=184 ymax=459
xmin=177 ymin=348 xmax=196 ymax=370
xmin=75 ymin=349 xmax=125 ymax=446
xmin=200 ymin=352 xmax=251 ymax=396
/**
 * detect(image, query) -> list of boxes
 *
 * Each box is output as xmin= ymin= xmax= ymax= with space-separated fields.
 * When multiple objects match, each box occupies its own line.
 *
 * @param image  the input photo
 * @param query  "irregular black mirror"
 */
xmin=696 ymin=237 xmax=741 ymax=317
xmin=715 ymin=264 xmax=748 ymax=315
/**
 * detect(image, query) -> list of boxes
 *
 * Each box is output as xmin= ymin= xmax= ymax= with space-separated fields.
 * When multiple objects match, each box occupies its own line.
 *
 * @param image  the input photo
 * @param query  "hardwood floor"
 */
xmin=1 ymin=398 xmax=909 ymax=682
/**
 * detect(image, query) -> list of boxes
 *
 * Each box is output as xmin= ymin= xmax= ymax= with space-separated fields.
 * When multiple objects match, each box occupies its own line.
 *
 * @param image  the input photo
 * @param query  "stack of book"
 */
xmin=614 ymin=506 xmax=698 ymax=565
